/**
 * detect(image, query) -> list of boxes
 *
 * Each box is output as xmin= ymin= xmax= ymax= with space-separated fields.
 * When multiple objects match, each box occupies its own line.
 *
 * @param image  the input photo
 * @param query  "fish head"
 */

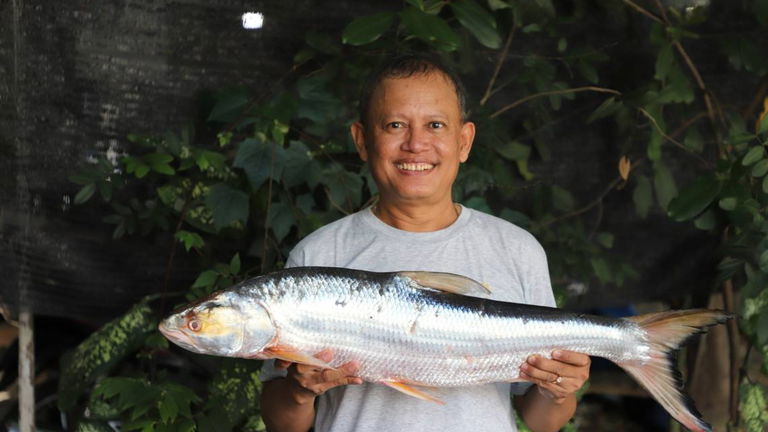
xmin=158 ymin=291 xmax=275 ymax=357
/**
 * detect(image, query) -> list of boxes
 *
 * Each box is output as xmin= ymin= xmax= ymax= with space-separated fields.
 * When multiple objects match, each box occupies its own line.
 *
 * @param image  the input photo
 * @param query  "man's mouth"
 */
xmin=395 ymin=162 xmax=435 ymax=172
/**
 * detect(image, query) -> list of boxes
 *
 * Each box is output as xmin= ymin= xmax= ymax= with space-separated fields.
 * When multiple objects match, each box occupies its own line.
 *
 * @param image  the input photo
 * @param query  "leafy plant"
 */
xmin=63 ymin=0 xmax=768 ymax=430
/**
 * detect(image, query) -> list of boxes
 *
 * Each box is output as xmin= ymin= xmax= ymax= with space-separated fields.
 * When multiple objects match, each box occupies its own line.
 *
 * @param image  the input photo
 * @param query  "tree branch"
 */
xmin=532 ymin=159 xmax=643 ymax=230
xmin=480 ymin=24 xmax=516 ymax=107
xmin=490 ymin=87 xmax=622 ymax=119
xmin=637 ymin=107 xmax=712 ymax=166
xmin=620 ymin=0 xmax=663 ymax=23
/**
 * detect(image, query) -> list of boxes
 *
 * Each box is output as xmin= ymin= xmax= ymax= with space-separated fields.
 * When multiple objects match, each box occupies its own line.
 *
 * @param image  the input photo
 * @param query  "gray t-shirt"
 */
xmin=260 ymin=205 xmax=555 ymax=432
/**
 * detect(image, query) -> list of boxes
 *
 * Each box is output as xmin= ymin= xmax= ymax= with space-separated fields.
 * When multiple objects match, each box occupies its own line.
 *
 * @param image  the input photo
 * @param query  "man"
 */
xmin=260 ymin=54 xmax=590 ymax=432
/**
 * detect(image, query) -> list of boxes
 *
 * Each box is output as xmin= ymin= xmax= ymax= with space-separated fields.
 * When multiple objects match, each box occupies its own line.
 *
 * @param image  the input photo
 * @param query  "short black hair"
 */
xmin=357 ymin=54 xmax=469 ymax=126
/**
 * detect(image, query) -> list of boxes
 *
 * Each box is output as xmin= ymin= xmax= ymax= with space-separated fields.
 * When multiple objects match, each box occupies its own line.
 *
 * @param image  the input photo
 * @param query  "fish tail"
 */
xmin=621 ymin=309 xmax=731 ymax=432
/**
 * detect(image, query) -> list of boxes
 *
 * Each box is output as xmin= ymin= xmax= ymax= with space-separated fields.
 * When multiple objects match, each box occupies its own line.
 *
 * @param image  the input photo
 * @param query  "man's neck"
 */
xmin=372 ymin=198 xmax=461 ymax=232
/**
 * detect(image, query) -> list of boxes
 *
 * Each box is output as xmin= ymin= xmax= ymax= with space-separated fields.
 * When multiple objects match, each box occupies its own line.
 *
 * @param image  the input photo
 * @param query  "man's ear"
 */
xmin=459 ymin=121 xmax=475 ymax=163
xmin=351 ymin=122 xmax=368 ymax=162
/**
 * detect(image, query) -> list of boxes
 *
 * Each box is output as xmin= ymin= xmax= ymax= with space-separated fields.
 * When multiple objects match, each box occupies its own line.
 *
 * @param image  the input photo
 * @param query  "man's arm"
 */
xmin=260 ymin=351 xmax=362 ymax=432
xmin=513 ymin=350 xmax=591 ymax=432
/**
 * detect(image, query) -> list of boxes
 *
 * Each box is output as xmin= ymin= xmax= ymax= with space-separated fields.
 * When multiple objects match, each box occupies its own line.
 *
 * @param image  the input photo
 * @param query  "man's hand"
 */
xmin=519 ymin=350 xmax=590 ymax=403
xmin=275 ymin=349 xmax=363 ymax=405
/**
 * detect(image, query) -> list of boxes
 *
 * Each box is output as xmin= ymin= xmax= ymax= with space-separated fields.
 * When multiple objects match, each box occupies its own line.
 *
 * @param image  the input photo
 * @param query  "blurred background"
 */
xmin=1 ymin=0 xmax=767 ymax=431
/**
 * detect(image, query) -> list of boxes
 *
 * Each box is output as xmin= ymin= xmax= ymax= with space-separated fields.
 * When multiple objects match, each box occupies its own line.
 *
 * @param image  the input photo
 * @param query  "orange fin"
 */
xmin=399 ymin=271 xmax=491 ymax=296
xmin=380 ymin=380 xmax=444 ymax=404
xmin=263 ymin=345 xmax=333 ymax=369
xmin=621 ymin=309 xmax=731 ymax=432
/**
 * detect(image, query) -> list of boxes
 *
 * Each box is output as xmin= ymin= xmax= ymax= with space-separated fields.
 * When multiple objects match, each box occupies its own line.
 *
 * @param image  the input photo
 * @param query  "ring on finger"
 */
xmin=555 ymin=375 xmax=563 ymax=384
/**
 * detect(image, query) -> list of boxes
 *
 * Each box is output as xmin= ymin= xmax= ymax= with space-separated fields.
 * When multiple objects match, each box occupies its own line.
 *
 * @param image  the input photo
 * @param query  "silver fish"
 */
xmin=159 ymin=267 xmax=729 ymax=432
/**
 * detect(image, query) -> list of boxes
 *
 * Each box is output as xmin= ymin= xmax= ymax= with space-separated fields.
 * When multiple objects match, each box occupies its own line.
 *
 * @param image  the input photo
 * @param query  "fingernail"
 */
xmin=553 ymin=350 xmax=562 ymax=358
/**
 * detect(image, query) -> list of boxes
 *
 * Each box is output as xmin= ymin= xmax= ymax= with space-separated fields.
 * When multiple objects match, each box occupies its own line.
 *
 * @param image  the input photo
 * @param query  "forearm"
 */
xmin=260 ymin=378 xmax=316 ymax=432
xmin=514 ymin=387 xmax=576 ymax=432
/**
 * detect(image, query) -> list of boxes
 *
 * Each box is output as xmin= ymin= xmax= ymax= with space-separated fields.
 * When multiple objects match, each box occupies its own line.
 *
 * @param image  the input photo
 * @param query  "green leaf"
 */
xmin=342 ymin=12 xmax=394 ymax=46
xmin=192 ymin=270 xmax=218 ymax=289
xmin=283 ymin=141 xmax=322 ymax=189
xmin=684 ymin=126 xmax=704 ymax=153
xmin=400 ymin=7 xmax=461 ymax=52
xmin=229 ymin=253 xmax=241 ymax=275
xmin=633 ymin=175 xmax=654 ymax=219
xmin=487 ymin=0 xmax=511 ymax=10
xmin=450 ymin=0 xmax=502 ymax=49
xmin=74 ymin=183 xmax=97 ymax=205
xmin=207 ymin=90 xmax=249 ymax=123
xmin=740 ymin=382 xmax=768 ymax=432
xmin=596 ymin=232 xmax=614 ymax=249
xmin=653 ymin=162 xmax=678 ymax=211
xmin=693 ymin=209 xmax=717 ymax=230
xmin=591 ymin=258 xmax=611 ymax=283
xmin=59 ymin=300 xmax=156 ymax=411
xmin=551 ymin=185 xmax=575 ymax=212
xmin=667 ymin=174 xmax=721 ymax=221
xmin=234 ymin=138 xmax=284 ymax=191
xmin=758 ymin=113 xmax=768 ymax=135
xmin=763 ymin=175 xmax=768 ymax=194
xmin=557 ymin=37 xmax=567 ymax=53
xmin=268 ymin=200 xmax=296 ymax=243
xmin=655 ymin=44 xmax=675 ymax=81
xmin=158 ymin=396 xmax=178 ymax=424
xmin=758 ymin=309 xmax=768 ymax=346
xmin=587 ymin=97 xmax=620 ymax=123
xmin=305 ymin=31 xmax=340 ymax=55
xmin=205 ymin=183 xmax=250 ymax=230
xmin=174 ymin=230 xmax=204 ymax=252
xmin=495 ymin=141 xmax=530 ymax=161
xmin=742 ymin=146 xmax=765 ymax=166
xmin=207 ymin=359 xmax=264 ymax=429
xmin=719 ymin=196 xmax=738 ymax=211
xmin=323 ymin=166 xmax=364 ymax=211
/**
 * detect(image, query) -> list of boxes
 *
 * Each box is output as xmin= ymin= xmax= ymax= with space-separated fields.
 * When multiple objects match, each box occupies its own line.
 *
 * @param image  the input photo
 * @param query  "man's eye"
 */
xmin=428 ymin=122 xmax=444 ymax=129
xmin=387 ymin=122 xmax=404 ymax=129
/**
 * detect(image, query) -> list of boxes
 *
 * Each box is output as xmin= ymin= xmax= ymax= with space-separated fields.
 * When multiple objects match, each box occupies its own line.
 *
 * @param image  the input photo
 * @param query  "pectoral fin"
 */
xmin=262 ymin=345 xmax=333 ymax=369
xmin=400 ymin=271 xmax=492 ymax=296
xmin=380 ymin=380 xmax=445 ymax=404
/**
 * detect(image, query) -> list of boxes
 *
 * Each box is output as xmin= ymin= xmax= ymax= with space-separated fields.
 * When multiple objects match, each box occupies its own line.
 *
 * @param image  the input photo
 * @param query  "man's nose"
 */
xmin=401 ymin=127 xmax=430 ymax=152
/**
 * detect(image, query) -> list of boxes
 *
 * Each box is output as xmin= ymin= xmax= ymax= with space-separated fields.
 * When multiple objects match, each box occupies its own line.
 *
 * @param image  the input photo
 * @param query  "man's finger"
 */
xmin=275 ymin=359 xmax=292 ymax=369
xmin=552 ymin=350 xmax=591 ymax=367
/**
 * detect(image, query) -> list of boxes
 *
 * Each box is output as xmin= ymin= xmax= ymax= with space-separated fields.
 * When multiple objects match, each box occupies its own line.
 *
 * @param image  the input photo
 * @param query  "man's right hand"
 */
xmin=275 ymin=349 xmax=363 ymax=405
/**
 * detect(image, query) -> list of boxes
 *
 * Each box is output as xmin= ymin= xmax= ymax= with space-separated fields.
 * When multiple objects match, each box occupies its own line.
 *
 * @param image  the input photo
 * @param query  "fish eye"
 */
xmin=188 ymin=318 xmax=202 ymax=332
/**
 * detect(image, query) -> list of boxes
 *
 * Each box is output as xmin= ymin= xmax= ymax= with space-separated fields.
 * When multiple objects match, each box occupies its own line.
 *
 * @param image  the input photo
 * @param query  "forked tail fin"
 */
xmin=621 ymin=309 xmax=731 ymax=432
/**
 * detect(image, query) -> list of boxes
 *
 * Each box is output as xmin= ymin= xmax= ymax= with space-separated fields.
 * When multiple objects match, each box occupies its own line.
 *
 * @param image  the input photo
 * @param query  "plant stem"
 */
xmin=532 ymin=159 xmax=643 ymax=230
xmin=261 ymin=144 xmax=276 ymax=273
xmin=620 ymin=0 xmax=663 ymax=23
xmin=480 ymin=24 xmax=516 ymax=107
xmin=160 ymin=198 xmax=192 ymax=314
xmin=722 ymin=277 xmax=741 ymax=424
xmin=490 ymin=87 xmax=621 ymax=119
xmin=637 ymin=107 xmax=712 ymax=166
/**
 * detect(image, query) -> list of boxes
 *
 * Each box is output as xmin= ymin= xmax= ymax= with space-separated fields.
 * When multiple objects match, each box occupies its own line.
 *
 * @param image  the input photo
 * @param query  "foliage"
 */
xmin=65 ymin=0 xmax=768 ymax=430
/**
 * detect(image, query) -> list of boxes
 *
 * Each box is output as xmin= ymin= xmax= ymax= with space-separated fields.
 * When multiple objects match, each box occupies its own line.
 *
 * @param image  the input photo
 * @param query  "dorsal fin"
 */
xmin=398 ymin=271 xmax=492 ymax=296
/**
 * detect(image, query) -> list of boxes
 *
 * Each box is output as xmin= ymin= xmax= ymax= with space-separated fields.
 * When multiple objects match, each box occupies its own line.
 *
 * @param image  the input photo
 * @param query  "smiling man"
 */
xmin=259 ymin=54 xmax=590 ymax=432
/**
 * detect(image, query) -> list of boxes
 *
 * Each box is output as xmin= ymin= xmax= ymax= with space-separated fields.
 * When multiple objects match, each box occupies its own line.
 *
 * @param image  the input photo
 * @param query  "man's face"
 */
xmin=351 ymin=71 xmax=475 ymax=206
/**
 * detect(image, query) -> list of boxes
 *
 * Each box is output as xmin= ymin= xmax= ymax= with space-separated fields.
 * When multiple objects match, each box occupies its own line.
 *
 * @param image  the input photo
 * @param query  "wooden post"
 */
xmin=18 ymin=309 xmax=34 ymax=432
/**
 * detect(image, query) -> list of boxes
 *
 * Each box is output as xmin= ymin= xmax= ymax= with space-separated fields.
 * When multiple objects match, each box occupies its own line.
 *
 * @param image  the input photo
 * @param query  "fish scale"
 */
xmin=159 ymin=266 xmax=731 ymax=432
xmin=256 ymin=269 xmax=643 ymax=386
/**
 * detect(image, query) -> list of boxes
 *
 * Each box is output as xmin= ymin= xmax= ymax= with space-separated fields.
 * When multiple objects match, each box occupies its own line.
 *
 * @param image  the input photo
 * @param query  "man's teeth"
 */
xmin=396 ymin=163 xmax=434 ymax=171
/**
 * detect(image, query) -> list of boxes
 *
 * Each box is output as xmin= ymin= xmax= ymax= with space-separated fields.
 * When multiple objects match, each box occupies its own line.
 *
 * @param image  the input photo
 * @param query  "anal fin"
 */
xmin=380 ymin=380 xmax=444 ymax=405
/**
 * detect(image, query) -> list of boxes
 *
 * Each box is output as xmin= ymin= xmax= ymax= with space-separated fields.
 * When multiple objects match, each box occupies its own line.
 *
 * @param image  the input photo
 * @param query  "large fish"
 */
xmin=159 ymin=267 xmax=729 ymax=432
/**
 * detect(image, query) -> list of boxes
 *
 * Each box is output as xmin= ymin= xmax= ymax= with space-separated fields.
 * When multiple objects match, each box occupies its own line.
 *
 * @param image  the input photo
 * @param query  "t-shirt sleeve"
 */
xmin=522 ymin=239 xmax=556 ymax=308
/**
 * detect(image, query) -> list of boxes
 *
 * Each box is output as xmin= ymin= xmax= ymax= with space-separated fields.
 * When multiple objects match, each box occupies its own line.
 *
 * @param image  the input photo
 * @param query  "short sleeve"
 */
xmin=522 ymin=240 xmax=556 ymax=308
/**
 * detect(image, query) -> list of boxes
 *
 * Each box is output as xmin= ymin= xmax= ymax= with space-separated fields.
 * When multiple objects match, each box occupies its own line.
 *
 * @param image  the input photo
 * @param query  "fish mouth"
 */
xmin=158 ymin=323 xmax=200 ymax=352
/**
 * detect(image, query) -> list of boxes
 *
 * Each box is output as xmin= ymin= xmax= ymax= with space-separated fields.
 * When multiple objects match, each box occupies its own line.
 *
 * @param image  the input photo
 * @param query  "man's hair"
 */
xmin=357 ymin=54 xmax=469 ymax=126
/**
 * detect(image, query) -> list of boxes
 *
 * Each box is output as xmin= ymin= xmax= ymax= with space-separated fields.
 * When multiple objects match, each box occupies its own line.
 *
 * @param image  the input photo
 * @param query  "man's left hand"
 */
xmin=519 ymin=350 xmax=590 ymax=403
